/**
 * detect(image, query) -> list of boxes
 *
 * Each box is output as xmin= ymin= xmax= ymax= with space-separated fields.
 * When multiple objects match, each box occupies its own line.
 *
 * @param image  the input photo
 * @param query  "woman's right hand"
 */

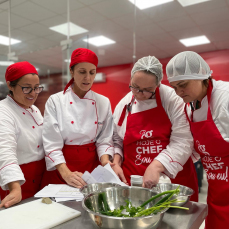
xmin=0 ymin=181 xmax=22 ymax=208
xmin=112 ymin=153 xmax=128 ymax=185
xmin=62 ymin=171 xmax=87 ymax=188
xmin=56 ymin=163 xmax=87 ymax=188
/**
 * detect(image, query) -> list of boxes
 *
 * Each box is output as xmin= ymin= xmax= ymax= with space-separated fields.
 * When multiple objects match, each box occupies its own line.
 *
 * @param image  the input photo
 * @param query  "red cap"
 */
xmin=70 ymin=48 xmax=98 ymax=68
xmin=5 ymin=61 xmax=38 ymax=82
xmin=64 ymin=48 xmax=98 ymax=93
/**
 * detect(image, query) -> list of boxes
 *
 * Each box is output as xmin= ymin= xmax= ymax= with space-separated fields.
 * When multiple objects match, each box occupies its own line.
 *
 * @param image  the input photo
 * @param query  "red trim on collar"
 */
xmin=7 ymin=95 xmax=43 ymax=126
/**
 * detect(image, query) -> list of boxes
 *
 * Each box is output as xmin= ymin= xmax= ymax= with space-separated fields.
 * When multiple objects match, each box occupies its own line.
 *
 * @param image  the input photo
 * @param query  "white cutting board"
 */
xmin=0 ymin=199 xmax=81 ymax=229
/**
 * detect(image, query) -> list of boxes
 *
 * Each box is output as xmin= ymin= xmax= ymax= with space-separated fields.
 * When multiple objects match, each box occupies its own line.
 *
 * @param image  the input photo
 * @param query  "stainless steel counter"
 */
xmin=0 ymin=198 xmax=207 ymax=229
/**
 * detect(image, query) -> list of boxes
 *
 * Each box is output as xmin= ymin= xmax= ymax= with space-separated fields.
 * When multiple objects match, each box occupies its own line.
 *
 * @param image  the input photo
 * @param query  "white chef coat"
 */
xmin=43 ymin=86 xmax=114 ymax=171
xmin=0 ymin=96 xmax=44 ymax=190
xmin=113 ymin=84 xmax=194 ymax=179
xmin=187 ymin=79 xmax=229 ymax=160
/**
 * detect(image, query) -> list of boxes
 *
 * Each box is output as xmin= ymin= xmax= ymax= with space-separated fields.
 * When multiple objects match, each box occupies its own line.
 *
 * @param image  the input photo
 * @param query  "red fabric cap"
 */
xmin=5 ymin=61 xmax=38 ymax=82
xmin=70 ymin=48 xmax=98 ymax=68
xmin=63 ymin=48 xmax=98 ymax=94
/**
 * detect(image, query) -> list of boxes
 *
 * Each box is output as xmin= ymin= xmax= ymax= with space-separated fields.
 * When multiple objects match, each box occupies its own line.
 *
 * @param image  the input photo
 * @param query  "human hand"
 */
xmin=111 ymin=163 xmax=128 ymax=185
xmin=63 ymin=171 xmax=87 ymax=189
xmin=143 ymin=160 xmax=165 ymax=188
xmin=0 ymin=181 xmax=22 ymax=208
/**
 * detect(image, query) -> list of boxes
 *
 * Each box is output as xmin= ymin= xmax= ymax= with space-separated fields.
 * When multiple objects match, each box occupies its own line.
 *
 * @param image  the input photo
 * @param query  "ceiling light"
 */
xmin=179 ymin=35 xmax=210 ymax=47
xmin=83 ymin=36 xmax=115 ymax=47
xmin=0 ymin=35 xmax=21 ymax=46
xmin=49 ymin=22 xmax=88 ymax=36
xmin=128 ymin=0 xmax=173 ymax=10
xmin=177 ymin=0 xmax=210 ymax=7
xmin=0 ymin=61 xmax=15 ymax=66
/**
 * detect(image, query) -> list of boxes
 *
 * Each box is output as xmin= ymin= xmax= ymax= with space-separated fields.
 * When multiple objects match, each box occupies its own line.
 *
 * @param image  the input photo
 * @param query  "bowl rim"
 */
xmin=79 ymin=182 xmax=122 ymax=194
xmin=152 ymin=183 xmax=195 ymax=196
xmin=82 ymin=186 xmax=168 ymax=220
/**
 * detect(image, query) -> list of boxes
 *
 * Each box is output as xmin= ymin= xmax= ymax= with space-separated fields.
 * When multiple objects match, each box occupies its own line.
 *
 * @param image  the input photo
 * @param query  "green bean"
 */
xmin=140 ymin=188 xmax=180 ymax=208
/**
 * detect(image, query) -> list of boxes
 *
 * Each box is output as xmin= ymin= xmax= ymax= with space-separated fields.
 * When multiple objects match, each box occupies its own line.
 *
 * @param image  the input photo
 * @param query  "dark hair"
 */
xmin=203 ymin=77 xmax=212 ymax=88
xmin=70 ymin=64 xmax=77 ymax=72
xmin=8 ymin=78 xmax=21 ymax=96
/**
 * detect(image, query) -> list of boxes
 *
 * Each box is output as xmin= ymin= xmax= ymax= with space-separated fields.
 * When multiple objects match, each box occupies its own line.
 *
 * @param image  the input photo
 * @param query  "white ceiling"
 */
xmin=0 ymin=0 xmax=229 ymax=78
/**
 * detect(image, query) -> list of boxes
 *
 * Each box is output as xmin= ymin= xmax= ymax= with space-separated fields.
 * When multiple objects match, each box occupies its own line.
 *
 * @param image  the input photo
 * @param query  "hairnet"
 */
xmin=166 ymin=51 xmax=211 ymax=83
xmin=131 ymin=56 xmax=163 ymax=83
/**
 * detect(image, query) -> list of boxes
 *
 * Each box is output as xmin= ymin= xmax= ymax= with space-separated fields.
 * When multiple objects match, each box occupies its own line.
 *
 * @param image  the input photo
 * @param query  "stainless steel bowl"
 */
xmin=80 ymin=183 xmax=121 ymax=197
xmin=151 ymin=183 xmax=194 ymax=206
xmin=82 ymin=186 xmax=168 ymax=229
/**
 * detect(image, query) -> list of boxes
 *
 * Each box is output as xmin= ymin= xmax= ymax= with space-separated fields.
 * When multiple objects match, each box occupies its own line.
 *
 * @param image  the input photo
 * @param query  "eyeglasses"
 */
xmin=129 ymin=85 xmax=155 ymax=97
xmin=17 ymin=84 xmax=44 ymax=94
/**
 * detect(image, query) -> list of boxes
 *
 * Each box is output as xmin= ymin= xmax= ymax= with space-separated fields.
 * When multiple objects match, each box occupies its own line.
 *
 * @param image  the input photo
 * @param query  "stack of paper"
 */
xmin=82 ymin=163 xmax=127 ymax=186
xmin=35 ymin=164 xmax=127 ymax=202
xmin=35 ymin=184 xmax=84 ymax=202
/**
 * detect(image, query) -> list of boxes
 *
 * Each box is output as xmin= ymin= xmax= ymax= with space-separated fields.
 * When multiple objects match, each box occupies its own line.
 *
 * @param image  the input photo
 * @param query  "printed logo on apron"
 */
xmin=196 ymin=140 xmax=228 ymax=182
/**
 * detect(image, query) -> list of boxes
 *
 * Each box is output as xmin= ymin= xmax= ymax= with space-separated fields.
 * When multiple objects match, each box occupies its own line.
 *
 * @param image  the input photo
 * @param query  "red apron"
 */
xmin=119 ymin=86 xmax=198 ymax=202
xmin=0 ymin=159 xmax=45 ymax=201
xmin=41 ymin=143 xmax=100 ymax=187
xmin=184 ymin=79 xmax=229 ymax=229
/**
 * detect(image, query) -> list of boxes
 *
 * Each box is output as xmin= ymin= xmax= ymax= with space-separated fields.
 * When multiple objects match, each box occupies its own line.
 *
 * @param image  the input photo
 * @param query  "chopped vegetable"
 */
xmin=99 ymin=186 xmax=189 ymax=218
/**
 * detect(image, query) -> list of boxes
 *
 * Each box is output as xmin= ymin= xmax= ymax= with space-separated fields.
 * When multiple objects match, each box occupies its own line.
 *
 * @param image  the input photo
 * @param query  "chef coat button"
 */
xmin=23 ymin=112 xmax=25 ymax=115
xmin=134 ymin=101 xmax=137 ymax=104
xmin=32 ymin=126 xmax=35 ymax=129
xmin=70 ymin=140 xmax=73 ymax=142
xmin=95 ymin=121 xmax=97 ymax=124
xmin=36 ymin=111 xmax=37 ymax=113
xmin=71 ymin=121 xmax=74 ymax=124
xmin=92 ymin=102 xmax=95 ymax=105
xmin=91 ymin=140 xmax=93 ymax=142
xmin=70 ymin=102 xmax=73 ymax=104
xmin=37 ymin=145 xmax=40 ymax=148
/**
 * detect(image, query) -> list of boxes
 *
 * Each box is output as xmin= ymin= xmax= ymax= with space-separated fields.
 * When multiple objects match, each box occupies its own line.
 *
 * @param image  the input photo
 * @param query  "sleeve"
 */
xmin=112 ymin=102 xmax=125 ymax=158
xmin=0 ymin=108 xmax=25 ymax=190
xmin=95 ymin=99 xmax=114 ymax=160
xmin=155 ymin=89 xmax=195 ymax=179
xmin=113 ymin=124 xmax=124 ymax=157
xmin=42 ymin=96 xmax=66 ymax=171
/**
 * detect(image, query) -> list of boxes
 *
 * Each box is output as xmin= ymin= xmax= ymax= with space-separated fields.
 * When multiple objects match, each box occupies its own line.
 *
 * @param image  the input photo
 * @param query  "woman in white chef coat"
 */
xmin=41 ymin=48 xmax=114 ymax=189
xmin=166 ymin=51 xmax=229 ymax=229
xmin=0 ymin=61 xmax=45 ymax=208
xmin=112 ymin=56 xmax=198 ymax=201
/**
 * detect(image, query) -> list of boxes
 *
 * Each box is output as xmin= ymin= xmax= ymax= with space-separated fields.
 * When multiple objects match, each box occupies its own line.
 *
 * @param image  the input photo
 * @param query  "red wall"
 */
xmin=35 ymin=49 xmax=229 ymax=114
xmin=92 ymin=49 xmax=229 ymax=111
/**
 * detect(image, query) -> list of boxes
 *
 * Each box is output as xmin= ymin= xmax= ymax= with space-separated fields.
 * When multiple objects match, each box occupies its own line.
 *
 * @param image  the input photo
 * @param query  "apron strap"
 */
xmin=155 ymin=85 xmax=163 ymax=108
xmin=206 ymin=79 xmax=213 ymax=121
xmin=184 ymin=103 xmax=191 ymax=123
xmin=117 ymin=95 xmax=135 ymax=126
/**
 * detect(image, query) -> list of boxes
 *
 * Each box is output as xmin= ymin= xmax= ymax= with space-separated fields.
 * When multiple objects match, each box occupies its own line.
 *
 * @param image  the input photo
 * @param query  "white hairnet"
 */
xmin=131 ymin=56 xmax=163 ymax=83
xmin=166 ymin=51 xmax=211 ymax=83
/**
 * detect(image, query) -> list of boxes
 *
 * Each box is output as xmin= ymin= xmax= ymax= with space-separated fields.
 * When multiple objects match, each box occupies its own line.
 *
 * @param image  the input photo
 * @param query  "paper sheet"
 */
xmin=35 ymin=184 xmax=84 ymax=200
xmin=55 ymin=197 xmax=81 ymax=202
xmin=81 ymin=171 xmax=97 ymax=184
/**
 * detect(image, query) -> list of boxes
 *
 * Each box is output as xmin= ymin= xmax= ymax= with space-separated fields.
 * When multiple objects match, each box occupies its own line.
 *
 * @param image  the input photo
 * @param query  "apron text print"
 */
xmin=197 ymin=140 xmax=228 ymax=182
xmin=140 ymin=130 xmax=153 ymax=139
xmin=135 ymin=139 xmax=162 ymax=165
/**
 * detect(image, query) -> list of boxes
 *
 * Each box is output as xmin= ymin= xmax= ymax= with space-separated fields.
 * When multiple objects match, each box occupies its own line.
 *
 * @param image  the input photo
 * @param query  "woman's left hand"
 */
xmin=0 ymin=181 xmax=22 ymax=208
xmin=143 ymin=160 xmax=165 ymax=188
